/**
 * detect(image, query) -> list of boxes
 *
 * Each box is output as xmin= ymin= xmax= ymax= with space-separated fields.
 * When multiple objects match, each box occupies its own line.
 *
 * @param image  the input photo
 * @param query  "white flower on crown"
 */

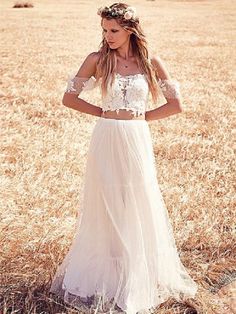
xmin=124 ymin=11 xmax=132 ymax=20
xmin=97 ymin=5 xmax=137 ymax=20
xmin=124 ymin=6 xmax=136 ymax=20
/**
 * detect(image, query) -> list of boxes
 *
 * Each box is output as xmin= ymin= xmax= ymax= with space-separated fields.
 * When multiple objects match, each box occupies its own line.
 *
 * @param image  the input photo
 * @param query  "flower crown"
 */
xmin=97 ymin=5 xmax=137 ymax=20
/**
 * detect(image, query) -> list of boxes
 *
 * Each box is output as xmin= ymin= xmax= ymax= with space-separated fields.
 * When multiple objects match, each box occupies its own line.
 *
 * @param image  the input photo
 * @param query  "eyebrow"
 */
xmin=102 ymin=27 xmax=118 ymax=31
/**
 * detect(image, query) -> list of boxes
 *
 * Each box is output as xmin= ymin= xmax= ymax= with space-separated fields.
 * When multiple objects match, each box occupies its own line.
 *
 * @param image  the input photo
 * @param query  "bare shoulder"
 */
xmin=87 ymin=51 xmax=101 ymax=63
xmin=150 ymin=55 xmax=171 ymax=80
xmin=75 ymin=51 xmax=101 ymax=78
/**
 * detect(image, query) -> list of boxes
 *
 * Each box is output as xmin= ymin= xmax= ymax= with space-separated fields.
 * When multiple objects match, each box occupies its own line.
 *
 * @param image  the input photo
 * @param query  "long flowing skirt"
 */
xmin=49 ymin=117 xmax=198 ymax=314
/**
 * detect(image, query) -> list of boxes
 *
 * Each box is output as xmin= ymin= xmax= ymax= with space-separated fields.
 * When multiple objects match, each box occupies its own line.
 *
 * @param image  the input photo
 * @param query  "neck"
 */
xmin=116 ymin=40 xmax=133 ymax=60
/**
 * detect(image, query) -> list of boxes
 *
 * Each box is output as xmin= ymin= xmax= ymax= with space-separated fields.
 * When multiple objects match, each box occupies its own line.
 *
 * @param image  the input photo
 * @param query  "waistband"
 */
xmin=99 ymin=117 xmax=147 ymax=123
xmin=101 ymin=109 xmax=146 ymax=120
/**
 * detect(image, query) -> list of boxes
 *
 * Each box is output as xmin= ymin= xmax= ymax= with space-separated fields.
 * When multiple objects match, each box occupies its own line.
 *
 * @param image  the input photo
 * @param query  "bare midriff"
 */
xmin=101 ymin=109 xmax=145 ymax=120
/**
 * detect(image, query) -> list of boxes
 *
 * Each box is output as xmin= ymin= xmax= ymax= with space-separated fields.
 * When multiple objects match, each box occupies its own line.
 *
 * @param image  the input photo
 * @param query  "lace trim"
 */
xmin=102 ymin=107 xmax=145 ymax=117
xmin=157 ymin=78 xmax=181 ymax=99
xmin=65 ymin=74 xmax=98 ymax=95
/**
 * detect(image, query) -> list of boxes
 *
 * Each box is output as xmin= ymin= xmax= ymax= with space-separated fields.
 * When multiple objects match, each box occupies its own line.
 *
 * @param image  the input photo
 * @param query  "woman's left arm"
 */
xmin=145 ymin=56 xmax=183 ymax=121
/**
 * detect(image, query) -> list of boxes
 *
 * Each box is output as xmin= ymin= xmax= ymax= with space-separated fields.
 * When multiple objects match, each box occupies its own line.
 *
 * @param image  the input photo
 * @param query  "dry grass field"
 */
xmin=0 ymin=0 xmax=235 ymax=313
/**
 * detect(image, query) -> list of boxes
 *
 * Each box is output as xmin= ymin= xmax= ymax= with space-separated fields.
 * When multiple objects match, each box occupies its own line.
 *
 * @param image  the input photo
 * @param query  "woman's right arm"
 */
xmin=62 ymin=52 xmax=102 ymax=117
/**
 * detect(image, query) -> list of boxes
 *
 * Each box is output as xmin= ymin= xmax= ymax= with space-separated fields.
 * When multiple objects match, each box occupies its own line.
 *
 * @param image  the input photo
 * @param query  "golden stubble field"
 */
xmin=0 ymin=0 xmax=235 ymax=313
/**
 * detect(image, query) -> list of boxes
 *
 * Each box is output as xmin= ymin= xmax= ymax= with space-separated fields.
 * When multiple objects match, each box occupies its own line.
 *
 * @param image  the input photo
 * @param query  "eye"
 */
xmin=102 ymin=29 xmax=118 ymax=33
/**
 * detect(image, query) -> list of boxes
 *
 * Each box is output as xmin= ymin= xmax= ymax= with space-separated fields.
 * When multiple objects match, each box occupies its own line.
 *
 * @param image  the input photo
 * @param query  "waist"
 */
xmin=101 ymin=109 xmax=145 ymax=120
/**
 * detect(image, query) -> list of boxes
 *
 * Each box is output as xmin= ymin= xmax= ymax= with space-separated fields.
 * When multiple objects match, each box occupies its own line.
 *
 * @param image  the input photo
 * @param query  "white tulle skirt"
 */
xmin=49 ymin=117 xmax=198 ymax=314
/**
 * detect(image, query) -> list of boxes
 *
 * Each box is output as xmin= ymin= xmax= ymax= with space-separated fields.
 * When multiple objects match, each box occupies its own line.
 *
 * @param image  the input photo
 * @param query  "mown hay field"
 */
xmin=0 ymin=0 xmax=235 ymax=313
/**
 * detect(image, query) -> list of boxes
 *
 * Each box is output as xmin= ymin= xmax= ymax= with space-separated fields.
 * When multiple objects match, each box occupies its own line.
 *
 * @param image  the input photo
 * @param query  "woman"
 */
xmin=49 ymin=3 xmax=198 ymax=314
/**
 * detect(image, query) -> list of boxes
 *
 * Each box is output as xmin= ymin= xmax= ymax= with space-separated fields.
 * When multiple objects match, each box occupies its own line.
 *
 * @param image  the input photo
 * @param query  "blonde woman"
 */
xmin=49 ymin=3 xmax=198 ymax=314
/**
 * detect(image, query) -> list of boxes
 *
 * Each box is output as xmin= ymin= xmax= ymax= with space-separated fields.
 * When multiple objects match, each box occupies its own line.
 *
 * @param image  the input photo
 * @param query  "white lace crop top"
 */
xmin=101 ymin=73 xmax=149 ymax=116
xmin=65 ymin=71 xmax=181 ymax=117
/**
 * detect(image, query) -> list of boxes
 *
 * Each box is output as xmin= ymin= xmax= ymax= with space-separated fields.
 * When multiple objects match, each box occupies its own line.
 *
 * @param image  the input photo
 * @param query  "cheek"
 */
xmin=116 ymin=32 xmax=126 ymax=41
xmin=120 ymin=31 xmax=129 ymax=41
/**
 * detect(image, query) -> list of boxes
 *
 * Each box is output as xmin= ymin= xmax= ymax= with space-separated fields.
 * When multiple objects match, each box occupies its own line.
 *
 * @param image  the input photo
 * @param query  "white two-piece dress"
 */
xmin=49 ymin=70 xmax=198 ymax=314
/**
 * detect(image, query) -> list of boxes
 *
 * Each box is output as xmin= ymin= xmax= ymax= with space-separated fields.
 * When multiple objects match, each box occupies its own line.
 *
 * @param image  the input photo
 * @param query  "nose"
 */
xmin=104 ymin=31 xmax=113 ymax=41
xmin=106 ymin=35 xmax=113 ymax=41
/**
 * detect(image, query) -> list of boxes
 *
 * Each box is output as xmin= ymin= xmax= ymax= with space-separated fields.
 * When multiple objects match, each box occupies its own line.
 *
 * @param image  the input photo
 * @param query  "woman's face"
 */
xmin=101 ymin=18 xmax=131 ymax=49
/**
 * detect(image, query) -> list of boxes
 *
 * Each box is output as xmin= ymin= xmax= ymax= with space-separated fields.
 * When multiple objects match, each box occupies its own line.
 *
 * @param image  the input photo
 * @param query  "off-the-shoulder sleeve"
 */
xmin=65 ymin=71 xmax=100 ymax=95
xmin=157 ymin=78 xmax=181 ymax=99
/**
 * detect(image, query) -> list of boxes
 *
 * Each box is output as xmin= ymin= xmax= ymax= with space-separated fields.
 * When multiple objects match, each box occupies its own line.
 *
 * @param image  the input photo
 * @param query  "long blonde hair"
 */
xmin=95 ymin=2 xmax=160 ymax=105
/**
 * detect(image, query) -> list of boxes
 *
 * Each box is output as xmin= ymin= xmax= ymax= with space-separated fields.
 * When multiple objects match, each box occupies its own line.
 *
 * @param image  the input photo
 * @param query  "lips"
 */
xmin=108 ymin=42 xmax=115 ymax=44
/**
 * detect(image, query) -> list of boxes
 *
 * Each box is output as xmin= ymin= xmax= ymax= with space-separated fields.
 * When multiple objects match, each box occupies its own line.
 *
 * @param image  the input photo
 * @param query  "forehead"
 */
xmin=101 ymin=18 xmax=122 ymax=29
